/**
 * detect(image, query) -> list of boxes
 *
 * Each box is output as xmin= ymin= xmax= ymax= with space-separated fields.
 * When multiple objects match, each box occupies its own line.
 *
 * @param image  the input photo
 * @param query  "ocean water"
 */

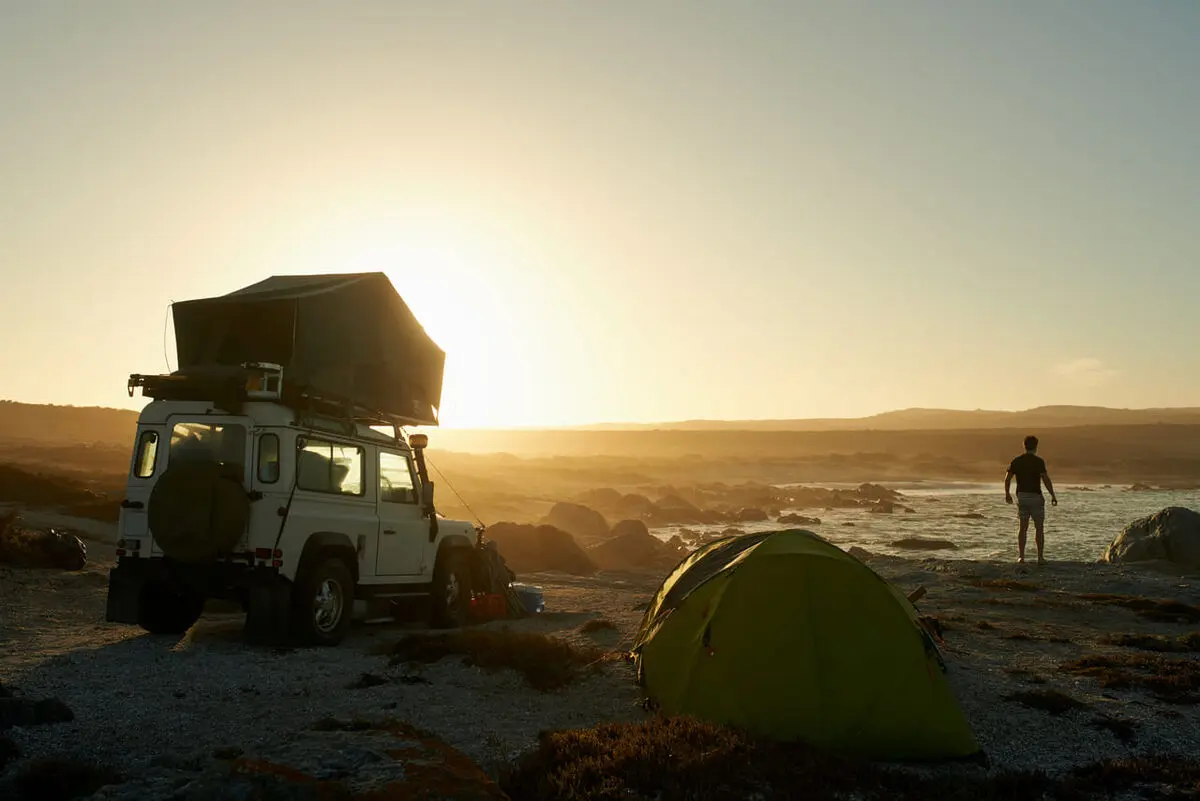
xmin=651 ymin=484 xmax=1200 ymax=563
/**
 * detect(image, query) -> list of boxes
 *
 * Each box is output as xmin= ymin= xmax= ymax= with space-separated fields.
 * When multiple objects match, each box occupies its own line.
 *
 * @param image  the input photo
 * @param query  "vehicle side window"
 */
xmin=379 ymin=452 xmax=417 ymax=504
xmin=296 ymin=438 xmax=364 ymax=496
xmin=258 ymin=434 xmax=280 ymax=483
xmin=133 ymin=431 xmax=159 ymax=478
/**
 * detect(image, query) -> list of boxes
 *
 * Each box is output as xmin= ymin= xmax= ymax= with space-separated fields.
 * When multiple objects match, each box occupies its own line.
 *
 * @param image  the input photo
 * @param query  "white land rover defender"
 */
xmin=105 ymin=273 xmax=480 ymax=646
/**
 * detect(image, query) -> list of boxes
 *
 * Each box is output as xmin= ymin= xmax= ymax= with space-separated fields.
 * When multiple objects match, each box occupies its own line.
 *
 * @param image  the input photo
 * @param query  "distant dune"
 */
xmin=569 ymin=405 xmax=1200 ymax=432
xmin=0 ymin=400 xmax=138 ymax=446
xmin=3 ymin=400 xmax=1200 ymax=489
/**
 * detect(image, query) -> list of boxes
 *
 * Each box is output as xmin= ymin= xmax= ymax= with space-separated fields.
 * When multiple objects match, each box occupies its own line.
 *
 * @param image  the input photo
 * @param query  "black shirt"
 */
xmin=1008 ymin=452 xmax=1047 ymax=495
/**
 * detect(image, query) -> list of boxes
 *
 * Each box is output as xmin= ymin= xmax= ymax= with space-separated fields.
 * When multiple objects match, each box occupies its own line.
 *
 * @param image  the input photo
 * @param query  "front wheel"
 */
xmin=431 ymin=550 xmax=471 ymax=629
xmin=137 ymin=582 xmax=204 ymax=635
xmin=291 ymin=557 xmax=353 ymax=646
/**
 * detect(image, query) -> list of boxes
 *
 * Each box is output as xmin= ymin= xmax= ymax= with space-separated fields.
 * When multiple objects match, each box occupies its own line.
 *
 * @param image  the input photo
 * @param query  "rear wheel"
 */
xmin=137 ymin=582 xmax=205 ymax=635
xmin=291 ymin=557 xmax=353 ymax=646
xmin=431 ymin=550 xmax=471 ymax=629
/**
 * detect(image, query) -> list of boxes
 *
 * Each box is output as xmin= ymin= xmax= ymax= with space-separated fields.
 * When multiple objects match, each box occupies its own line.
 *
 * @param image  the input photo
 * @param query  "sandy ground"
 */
xmin=2 ymin=520 xmax=1199 ymax=789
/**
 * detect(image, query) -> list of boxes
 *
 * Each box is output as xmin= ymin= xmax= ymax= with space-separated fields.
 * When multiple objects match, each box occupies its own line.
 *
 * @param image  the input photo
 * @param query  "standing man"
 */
xmin=1004 ymin=435 xmax=1057 ymax=564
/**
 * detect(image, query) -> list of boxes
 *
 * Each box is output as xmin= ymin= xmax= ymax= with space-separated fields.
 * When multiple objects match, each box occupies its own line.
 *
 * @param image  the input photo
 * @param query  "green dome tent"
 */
xmin=630 ymin=529 xmax=981 ymax=761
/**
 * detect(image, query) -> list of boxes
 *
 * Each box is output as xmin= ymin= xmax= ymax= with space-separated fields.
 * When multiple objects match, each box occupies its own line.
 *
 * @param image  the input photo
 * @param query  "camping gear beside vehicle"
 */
xmin=510 ymin=582 xmax=545 ymax=614
xmin=630 ymin=528 xmax=982 ymax=762
xmin=469 ymin=593 xmax=507 ymax=622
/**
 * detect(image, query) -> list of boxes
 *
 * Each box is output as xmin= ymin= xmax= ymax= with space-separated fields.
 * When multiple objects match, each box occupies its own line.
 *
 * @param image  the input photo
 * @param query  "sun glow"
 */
xmin=272 ymin=217 xmax=539 ymax=430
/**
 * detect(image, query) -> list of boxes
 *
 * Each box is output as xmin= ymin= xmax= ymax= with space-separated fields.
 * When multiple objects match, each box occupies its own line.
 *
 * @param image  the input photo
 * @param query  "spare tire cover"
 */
xmin=148 ymin=460 xmax=250 ymax=564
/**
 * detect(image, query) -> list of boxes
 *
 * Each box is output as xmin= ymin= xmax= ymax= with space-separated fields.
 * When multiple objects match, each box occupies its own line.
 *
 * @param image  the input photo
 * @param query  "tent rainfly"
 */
xmin=631 ymin=529 xmax=982 ymax=761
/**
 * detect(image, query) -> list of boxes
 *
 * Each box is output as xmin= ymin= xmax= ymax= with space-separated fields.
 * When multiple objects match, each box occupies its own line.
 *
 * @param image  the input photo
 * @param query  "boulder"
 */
xmin=733 ymin=507 xmax=768 ymax=523
xmin=0 ymin=733 xmax=18 ymax=773
xmin=778 ymin=513 xmax=821 ymax=525
xmin=848 ymin=546 xmax=874 ymax=562
xmin=0 ymin=515 xmax=87 ymax=571
xmin=588 ymin=520 xmax=684 ymax=571
xmin=890 ymin=537 xmax=958 ymax=551
xmin=0 ymin=692 xmax=73 ymax=731
xmin=954 ymin=513 xmax=986 ymax=520
xmin=857 ymin=483 xmax=902 ymax=503
xmin=614 ymin=493 xmax=658 ymax=519
xmin=1126 ymin=483 xmax=1156 ymax=492
xmin=869 ymin=502 xmax=896 ymax=514
xmin=573 ymin=488 xmax=622 ymax=511
xmin=485 ymin=523 xmax=596 ymax=576
xmin=1102 ymin=507 xmax=1200 ymax=569
xmin=541 ymin=502 xmax=610 ymax=546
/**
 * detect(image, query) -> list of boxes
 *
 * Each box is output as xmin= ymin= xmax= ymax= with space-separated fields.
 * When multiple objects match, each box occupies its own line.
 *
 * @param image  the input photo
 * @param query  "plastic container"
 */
xmin=510 ymin=582 xmax=545 ymax=614
xmin=469 ymin=593 xmax=506 ymax=622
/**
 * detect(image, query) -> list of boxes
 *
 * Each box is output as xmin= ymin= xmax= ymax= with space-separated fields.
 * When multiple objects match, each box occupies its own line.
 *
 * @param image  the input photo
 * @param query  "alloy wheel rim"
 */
xmin=313 ymin=577 xmax=344 ymax=633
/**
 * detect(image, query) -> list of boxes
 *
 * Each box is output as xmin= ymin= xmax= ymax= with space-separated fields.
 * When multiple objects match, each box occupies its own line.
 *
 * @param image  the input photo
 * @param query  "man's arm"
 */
xmin=1004 ymin=470 xmax=1014 ymax=503
xmin=1042 ymin=470 xmax=1057 ymax=505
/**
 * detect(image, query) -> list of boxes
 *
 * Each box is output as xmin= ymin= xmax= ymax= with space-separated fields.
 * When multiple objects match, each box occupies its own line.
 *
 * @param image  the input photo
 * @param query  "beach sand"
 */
xmin=2 ymin=525 xmax=1198 ymax=797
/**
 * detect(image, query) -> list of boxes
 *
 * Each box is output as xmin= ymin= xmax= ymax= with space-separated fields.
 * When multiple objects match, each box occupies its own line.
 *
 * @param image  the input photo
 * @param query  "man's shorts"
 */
xmin=1016 ymin=492 xmax=1045 ymax=526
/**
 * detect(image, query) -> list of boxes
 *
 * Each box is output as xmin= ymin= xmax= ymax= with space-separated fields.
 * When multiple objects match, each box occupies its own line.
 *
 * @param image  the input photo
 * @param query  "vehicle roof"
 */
xmin=137 ymin=400 xmax=411 ymax=448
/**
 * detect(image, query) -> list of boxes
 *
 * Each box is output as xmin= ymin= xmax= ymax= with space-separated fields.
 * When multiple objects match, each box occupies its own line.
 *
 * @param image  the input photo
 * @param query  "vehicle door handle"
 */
xmin=383 ymin=529 xmax=396 ymax=535
xmin=121 ymin=499 xmax=143 ymax=509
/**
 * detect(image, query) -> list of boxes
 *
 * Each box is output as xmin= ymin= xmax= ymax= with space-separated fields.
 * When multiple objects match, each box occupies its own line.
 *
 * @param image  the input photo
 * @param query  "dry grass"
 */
xmin=498 ymin=717 xmax=1200 ymax=801
xmin=387 ymin=629 xmax=604 ymax=692
xmin=1079 ymin=594 xmax=1200 ymax=625
xmin=968 ymin=578 xmax=1041 ymax=592
xmin=1060 ymin=653 xmax=1200 ymax=704
xmin=1100 ymin=632 xmax=1200 ymax=653
xmin=1006 ymin=689 xmax=1088 ymax=716
xmin=579 ymin=619 xmax=617 ymax=635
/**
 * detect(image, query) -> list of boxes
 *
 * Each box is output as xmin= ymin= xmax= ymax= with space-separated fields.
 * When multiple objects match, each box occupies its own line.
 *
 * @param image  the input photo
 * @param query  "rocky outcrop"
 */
xmin=732 ymin=507 xmax=768 ymax=523
xmin=485 ymin=523 xmax=596 ymax=576
xmin=587 ymin=520 xmax=687 ymax=571
xmin=1102 ymin=507 xmax=1200 ymax=570
xmin=0 ymin=513 xmax=87 ymax=571
xmin=778 ymin=513 xmax=821 ymax=525
xmin=890 ymin=537 xmax=958 ymax=551
xmin=541 ymin=503 xmax=610 ymax=546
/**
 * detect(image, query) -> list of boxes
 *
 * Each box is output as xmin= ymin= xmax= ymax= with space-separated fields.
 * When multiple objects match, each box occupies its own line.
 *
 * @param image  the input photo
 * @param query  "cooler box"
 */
xmin=510 ymin=583 xmax=544 ymax=614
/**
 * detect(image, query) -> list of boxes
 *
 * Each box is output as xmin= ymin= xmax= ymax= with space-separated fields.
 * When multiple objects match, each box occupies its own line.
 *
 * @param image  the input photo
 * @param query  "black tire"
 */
xmin=431 ymin=550 xmax=471 ymax=629
xmin=290 ymin=557 xmax=353 ymax=646
xmin=137 ymin=582 xmax=205 ymax=635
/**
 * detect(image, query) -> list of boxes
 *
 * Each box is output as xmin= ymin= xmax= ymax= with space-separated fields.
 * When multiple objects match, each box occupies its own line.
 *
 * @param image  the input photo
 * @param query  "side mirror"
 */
xmin=421 ymin=481 xmax=435 ymax=509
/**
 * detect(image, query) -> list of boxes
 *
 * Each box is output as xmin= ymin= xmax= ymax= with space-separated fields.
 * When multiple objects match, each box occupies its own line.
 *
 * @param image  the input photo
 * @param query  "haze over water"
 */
xmin=652 ymin=486 xmax=1200 ymax=563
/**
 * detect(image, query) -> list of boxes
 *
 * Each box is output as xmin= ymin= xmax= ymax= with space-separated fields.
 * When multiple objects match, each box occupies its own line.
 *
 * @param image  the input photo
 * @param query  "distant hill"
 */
xmin=0 ymin=400 xmax=139 ymax=446
xmin=571 ymin=406 xmax=1200 ymax=432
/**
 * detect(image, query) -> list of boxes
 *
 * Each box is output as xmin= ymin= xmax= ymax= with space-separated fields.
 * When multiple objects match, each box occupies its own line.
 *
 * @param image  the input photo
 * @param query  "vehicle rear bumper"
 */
xmin=104 ymin=557 xmax=288 ymax=625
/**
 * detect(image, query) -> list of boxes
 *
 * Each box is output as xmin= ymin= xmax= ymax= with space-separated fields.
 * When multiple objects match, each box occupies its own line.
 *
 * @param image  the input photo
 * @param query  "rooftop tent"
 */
xmin=170 ymin=273 xmax=445 ymax=425
xmin=631 ymin=530 xmax=981 ymax=762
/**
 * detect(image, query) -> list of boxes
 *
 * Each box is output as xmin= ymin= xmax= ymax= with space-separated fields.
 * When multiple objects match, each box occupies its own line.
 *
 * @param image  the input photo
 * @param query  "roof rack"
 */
xmin=128 ymin=362 xmax=438 ymax=431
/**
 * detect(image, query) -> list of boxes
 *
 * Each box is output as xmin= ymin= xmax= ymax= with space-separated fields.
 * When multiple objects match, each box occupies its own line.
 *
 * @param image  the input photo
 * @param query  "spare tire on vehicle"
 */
xmin=147 ymin=460 xmax=250 ymax=564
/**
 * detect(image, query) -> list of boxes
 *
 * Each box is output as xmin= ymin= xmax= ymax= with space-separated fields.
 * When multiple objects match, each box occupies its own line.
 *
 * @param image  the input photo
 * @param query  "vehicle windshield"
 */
xmin=169 ymin=422 xmax=247 ymax=474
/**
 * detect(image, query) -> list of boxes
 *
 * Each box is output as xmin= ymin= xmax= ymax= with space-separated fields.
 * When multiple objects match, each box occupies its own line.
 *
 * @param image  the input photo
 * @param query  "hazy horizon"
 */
xmin=3 ymin=2 xmax=1198 ymax=427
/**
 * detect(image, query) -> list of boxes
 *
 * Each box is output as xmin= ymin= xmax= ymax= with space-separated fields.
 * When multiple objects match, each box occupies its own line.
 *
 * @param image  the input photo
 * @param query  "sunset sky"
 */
xmin=2 ymin=2 xmax=1198 ymax=428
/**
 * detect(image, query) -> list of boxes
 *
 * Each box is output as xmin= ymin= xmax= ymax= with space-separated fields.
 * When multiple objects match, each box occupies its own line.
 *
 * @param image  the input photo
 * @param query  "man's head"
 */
xmin=1024 ymin=435 xmax=1039 ymax=453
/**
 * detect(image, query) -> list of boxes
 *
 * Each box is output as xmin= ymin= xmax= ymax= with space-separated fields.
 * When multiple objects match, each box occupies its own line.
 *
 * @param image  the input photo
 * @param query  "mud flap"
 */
xmin=244 ymin=577 xmax=292 ymax=646
xmin=105 ymin=565 xmax=143 ymax=624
